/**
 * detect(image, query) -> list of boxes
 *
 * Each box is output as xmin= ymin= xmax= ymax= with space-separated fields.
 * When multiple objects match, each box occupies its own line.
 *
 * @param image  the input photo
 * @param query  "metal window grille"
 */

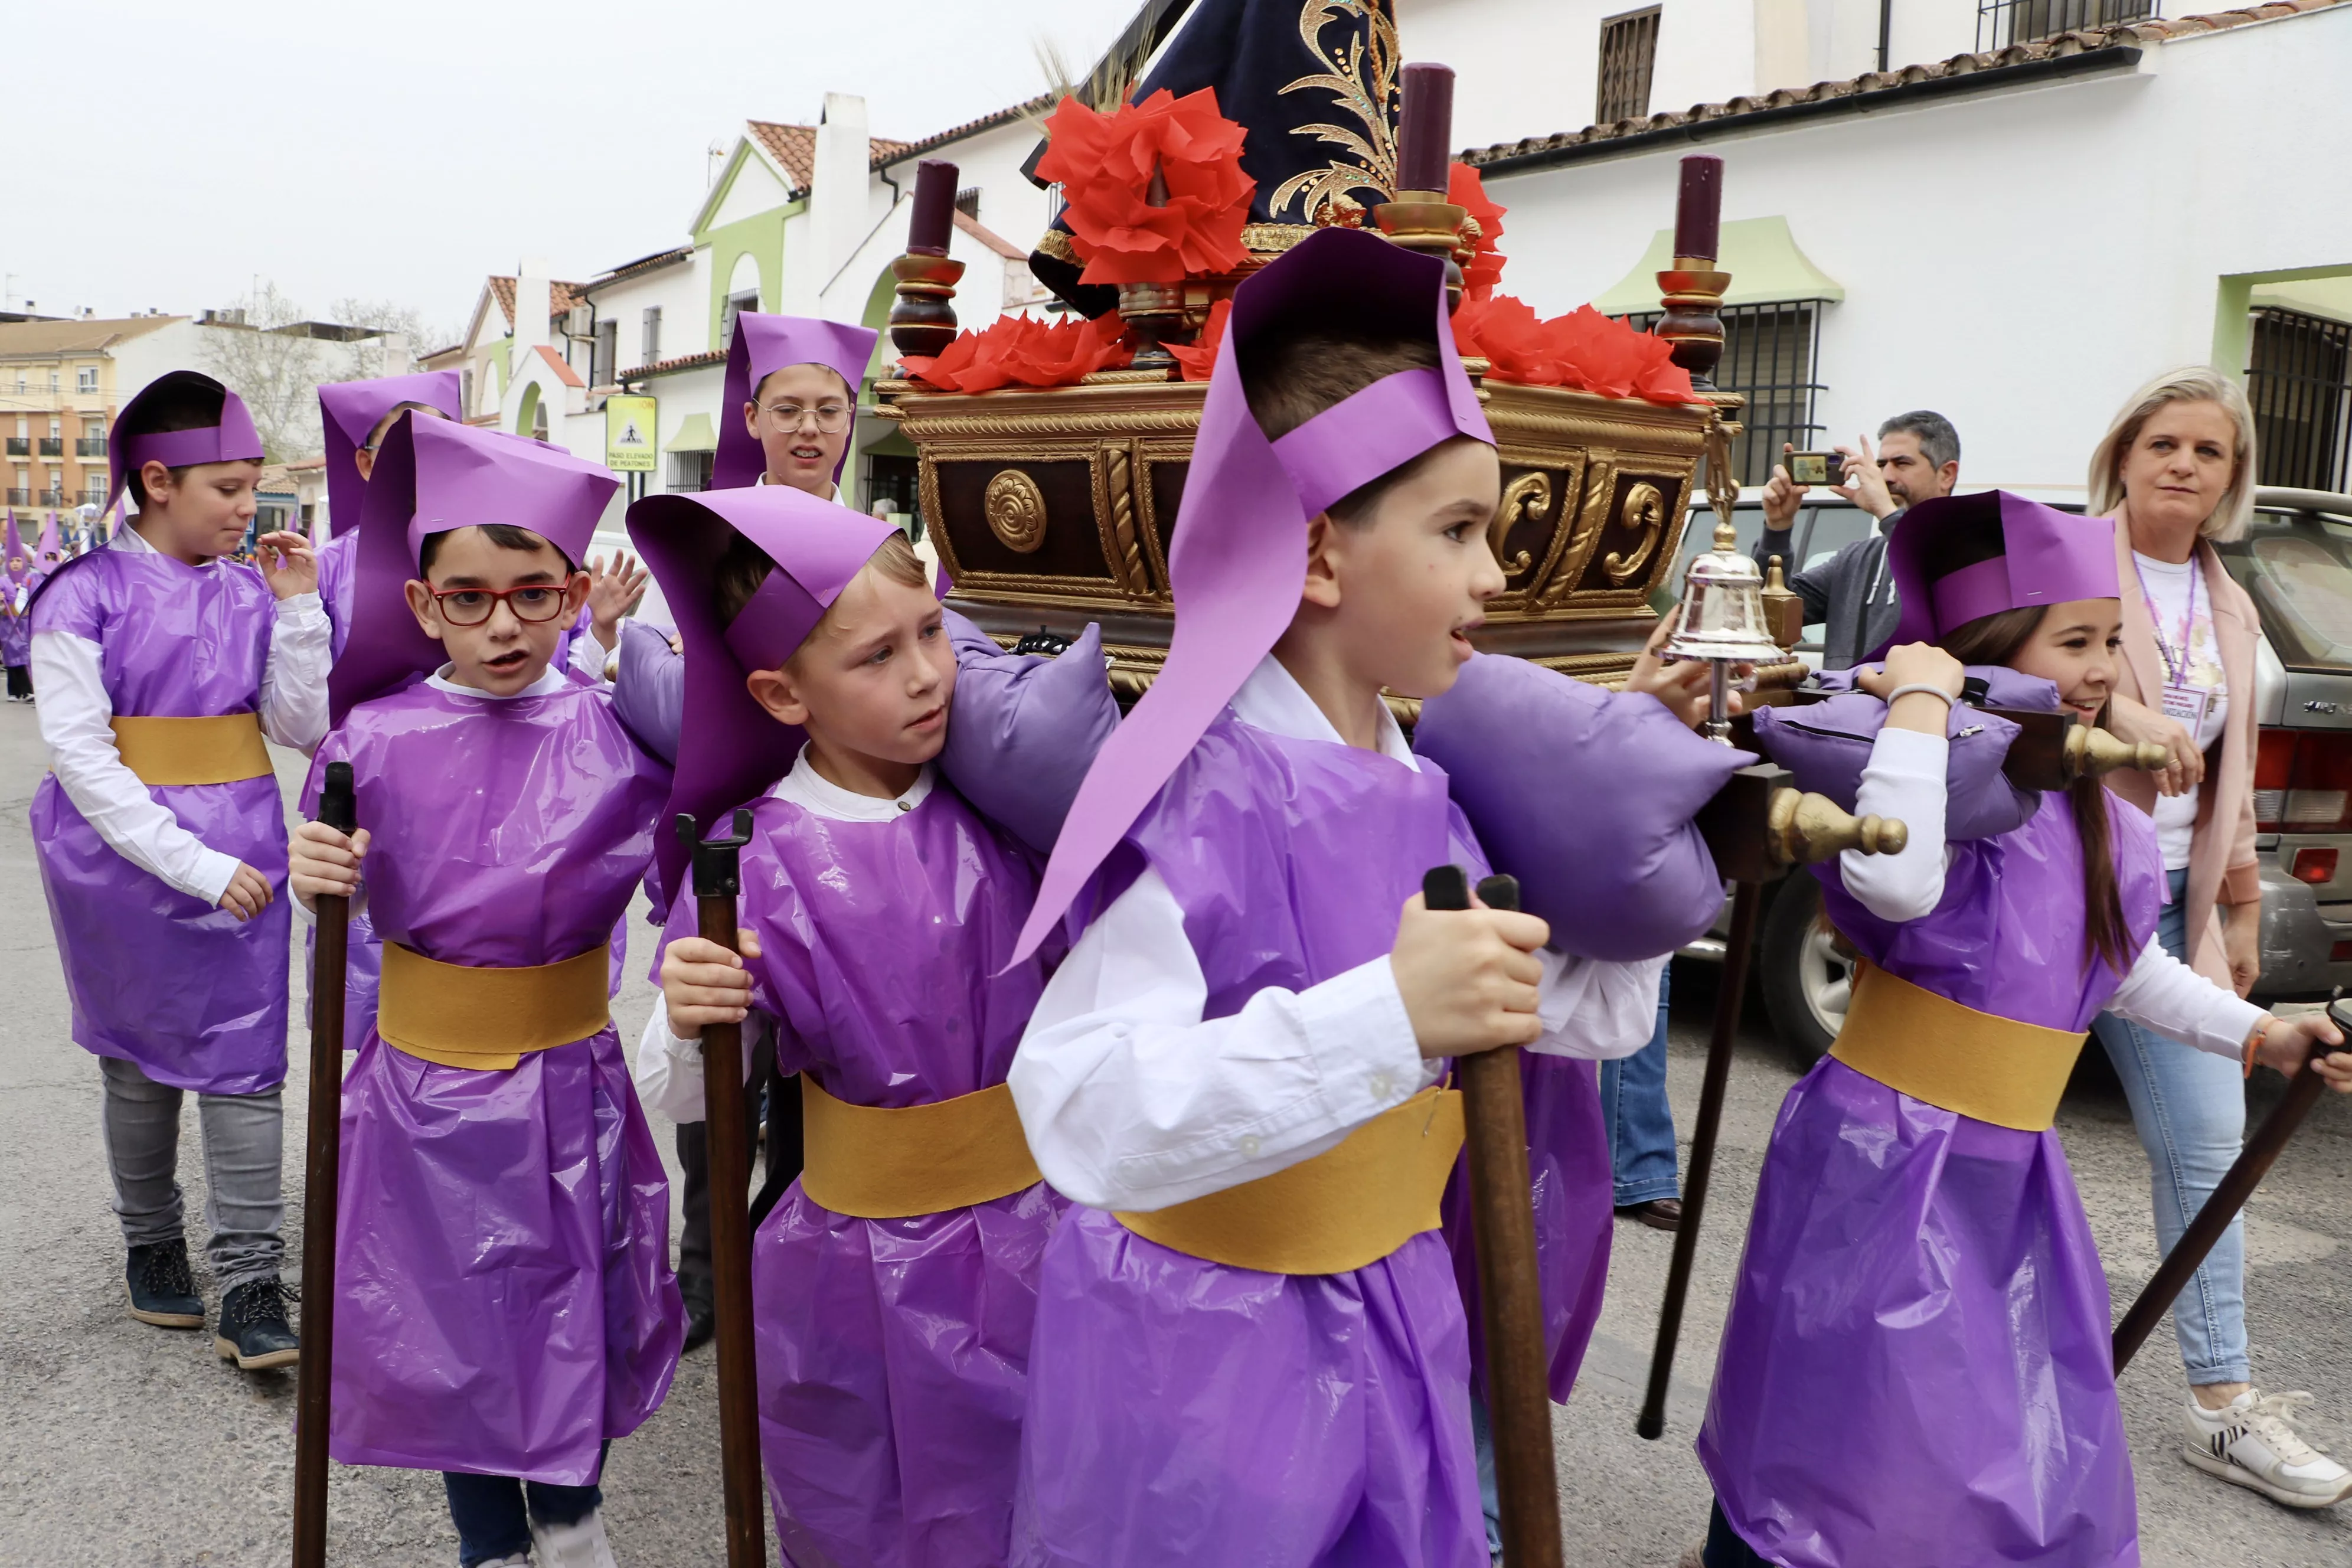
xmin=1977 ymin=0 xmax=2156 ymax=50
xmin=592 ymin=320 xmax=618 ymax=387
xmin=2248 ymin=307 xmax=2352 ymax=493
xmin=1596 ymin=7 xmax=1661 ymax=125
xmin=641 ymin=306 xmax=662 ymax=363
xmin=955 ymin=187 xmax=981 ymax=220
xmin=1623 ymin=301 xmax=1828 ymax=486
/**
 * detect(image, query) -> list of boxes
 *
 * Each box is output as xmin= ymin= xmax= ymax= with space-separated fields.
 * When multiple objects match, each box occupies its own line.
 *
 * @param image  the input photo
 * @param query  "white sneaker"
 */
xmin=529 ymin=1507 xmax=619 ymax=1568
xmin=2182 ymin=1389 xmax=2352 ymax=1508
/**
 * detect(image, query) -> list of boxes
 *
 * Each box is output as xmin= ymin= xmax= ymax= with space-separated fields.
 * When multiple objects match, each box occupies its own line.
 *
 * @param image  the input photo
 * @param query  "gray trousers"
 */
xmin=99 ymin=1056 xmax=285 ymax=1292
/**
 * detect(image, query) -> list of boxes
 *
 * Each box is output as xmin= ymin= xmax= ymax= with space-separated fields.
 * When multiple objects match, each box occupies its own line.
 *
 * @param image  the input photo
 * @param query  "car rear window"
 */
xmin=2230 ymin=516 xmax=2352 ymax=672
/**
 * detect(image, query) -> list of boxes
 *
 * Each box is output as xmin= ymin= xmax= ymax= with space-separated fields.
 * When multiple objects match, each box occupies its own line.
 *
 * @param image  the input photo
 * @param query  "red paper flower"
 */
xmin=1452 ymin=295 xmax=1704 ymax=406
xmin=901 ymin=312 xmax=1132 ymax=393
xmin=1448 ymin=163 xmax=1508 ymax=303
xmin=1035 ymin=88 xmax=1254 ymax=286
xmin=1168 ymin=298 xmax=1231 ymax=383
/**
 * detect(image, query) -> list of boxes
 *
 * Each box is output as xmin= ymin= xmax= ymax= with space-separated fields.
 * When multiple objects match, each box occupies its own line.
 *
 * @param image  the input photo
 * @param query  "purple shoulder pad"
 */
xmin=937 ymin=613 xmax=1120 ymax=855
xmin=1413 ymin=654 xmax=1747 ymax=961
xmin=612 ymin=619 xmax=685 ymax=766
xmin=1753 ymin=665 xmax=2054 ymax=841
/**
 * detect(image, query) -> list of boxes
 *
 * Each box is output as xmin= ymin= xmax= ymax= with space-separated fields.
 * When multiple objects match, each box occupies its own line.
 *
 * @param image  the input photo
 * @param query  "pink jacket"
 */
xmin=2102 ymin=517 xmax=2263 ymax=991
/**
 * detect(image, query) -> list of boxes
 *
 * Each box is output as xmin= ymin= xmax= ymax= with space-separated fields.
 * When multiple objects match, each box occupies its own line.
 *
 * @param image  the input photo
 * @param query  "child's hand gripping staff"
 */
xmin=2113 ymin=997 xmax=2352 ymax=1374
xmin=1413 ymin=864 xmax=1564 ymax=1568
xmin=669 ymin=809 xmax=769 ymax=1568
xmin=1636 ymin=764 xmax=1909 ymax=1443
xmin=290 ymin=760 xmax=356 ymax=1568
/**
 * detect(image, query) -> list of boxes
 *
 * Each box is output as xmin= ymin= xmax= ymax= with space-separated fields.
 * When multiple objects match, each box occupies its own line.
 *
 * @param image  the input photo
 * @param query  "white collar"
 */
xmin=754 ymin=471 xmax=841 ymax=505
xmin=113 ymin=519 xmax=228 ymax=569
xmin=771 ymin=744 xmax=935 ymax=821
xmin=1230 ymin=653 xmax=1418 ymax=770
xmin=426 ymin=662 xmax=571 ymax=701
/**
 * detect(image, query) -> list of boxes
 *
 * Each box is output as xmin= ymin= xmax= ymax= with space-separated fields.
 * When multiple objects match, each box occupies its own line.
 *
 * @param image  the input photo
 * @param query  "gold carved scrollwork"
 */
xmin=1602 ymin=481 xmax=1668 ymax=587
xmin=983 ymin=470 xmax=1049 ymax=554
xmin=1488 ymin=472 xmax=1550 ymax=575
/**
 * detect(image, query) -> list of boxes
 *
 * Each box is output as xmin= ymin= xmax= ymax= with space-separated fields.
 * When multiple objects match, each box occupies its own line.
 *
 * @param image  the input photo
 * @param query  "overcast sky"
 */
xmin=8 ymin=1 xmax=1135 ymax=345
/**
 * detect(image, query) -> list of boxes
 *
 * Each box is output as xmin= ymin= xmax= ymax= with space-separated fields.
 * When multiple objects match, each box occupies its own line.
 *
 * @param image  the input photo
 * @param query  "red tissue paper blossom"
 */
xmin=900 ymin=312 xmax=1132 ymax=393
xmin=1447 ymin=163 xmax=1508 ymax=303
xmin=1452 ymin=295 xmax=1706 ymax=406
xmin=1035 ymin=88 xmax=1254 ymax=286
xmin=1168 ymin=297 xmax=1231 ymax=383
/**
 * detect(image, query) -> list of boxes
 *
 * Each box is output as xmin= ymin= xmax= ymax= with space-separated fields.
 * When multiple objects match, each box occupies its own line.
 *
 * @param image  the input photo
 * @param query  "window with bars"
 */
xmin=641 ymin=306 xmax=662 ymax=363
xmin=1621 ymin=301 xmax=1829 ymax=486
xmin=1596 ymin=7 xmax=1661 ymax=126
xmin=2248 ymin=307 xmax=2352 ymax=493
xmin=1977 ymin=0 xmax=2156 ymax=50
xmin=592 ymin=319 xmax=618 ymax=387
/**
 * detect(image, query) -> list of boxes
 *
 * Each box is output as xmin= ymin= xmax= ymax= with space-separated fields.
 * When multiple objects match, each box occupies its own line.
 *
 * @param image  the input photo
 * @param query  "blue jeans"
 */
xmin=2088 ymin=866 xmax=2250 ymax=1386
xmin=443 ymin=1443 xmax=608 ymax=1567
xmin=1599 ymin=968 xmax=1679 ymax=1206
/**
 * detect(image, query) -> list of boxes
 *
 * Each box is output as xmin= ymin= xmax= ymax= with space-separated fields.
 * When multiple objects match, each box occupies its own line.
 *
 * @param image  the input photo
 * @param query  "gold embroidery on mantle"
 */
xmin=1272 ymin=1 xmax=1402 ymax=224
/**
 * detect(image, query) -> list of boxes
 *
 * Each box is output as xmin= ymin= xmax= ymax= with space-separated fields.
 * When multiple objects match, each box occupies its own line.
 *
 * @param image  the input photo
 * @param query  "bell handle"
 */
xmin=2064 ymin=725 xmax=2171 ymax=782
xmin=1768 ymin=788 xmax=1909 ymax=867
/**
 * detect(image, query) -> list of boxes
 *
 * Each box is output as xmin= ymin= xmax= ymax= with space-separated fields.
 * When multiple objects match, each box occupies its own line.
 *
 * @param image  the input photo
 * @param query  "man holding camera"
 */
xmin=1752 ymin=410 xmax=1962 ymax=669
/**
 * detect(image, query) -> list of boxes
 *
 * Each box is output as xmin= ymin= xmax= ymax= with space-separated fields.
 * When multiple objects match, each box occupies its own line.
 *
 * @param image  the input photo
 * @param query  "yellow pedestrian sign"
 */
xmin=606 ymin=396 xmax=658 ymax=472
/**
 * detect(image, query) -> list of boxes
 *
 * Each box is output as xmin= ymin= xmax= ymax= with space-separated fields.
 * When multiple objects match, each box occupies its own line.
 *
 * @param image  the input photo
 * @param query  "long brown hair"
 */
xmin=1938 ymin=606 xmax=2134 ymax=973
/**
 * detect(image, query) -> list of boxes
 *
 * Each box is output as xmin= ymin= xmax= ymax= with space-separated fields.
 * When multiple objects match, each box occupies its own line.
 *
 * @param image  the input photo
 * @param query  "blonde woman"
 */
xmin=2089 ymin=367 xmax=2351 ymax=1509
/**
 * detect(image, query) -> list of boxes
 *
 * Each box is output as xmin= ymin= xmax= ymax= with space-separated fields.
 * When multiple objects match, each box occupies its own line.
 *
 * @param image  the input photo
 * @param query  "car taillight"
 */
xmin=2292 ymin=847 xmax=2340 ymax=884
xmin=2254 ymin=729 xmax=2352 ymax=832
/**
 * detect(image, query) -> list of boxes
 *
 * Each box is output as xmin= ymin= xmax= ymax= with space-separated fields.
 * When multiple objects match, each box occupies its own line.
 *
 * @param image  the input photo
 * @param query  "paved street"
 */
xmin=0 ymin=694 xmax=2347 ymax=1566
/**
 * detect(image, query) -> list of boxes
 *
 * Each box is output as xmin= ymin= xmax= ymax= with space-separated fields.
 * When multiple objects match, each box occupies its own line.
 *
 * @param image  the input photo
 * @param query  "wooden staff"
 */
xmin=2113 ymin=1004 xmax=2348 ymax=1375
xmin=1423 ymin=864 xmax=1564 ymax=1568
xmin=292 ymin=760 xmax=355 ymax=1568
xmin=680 ymin=811 xmax=768 ymax=1568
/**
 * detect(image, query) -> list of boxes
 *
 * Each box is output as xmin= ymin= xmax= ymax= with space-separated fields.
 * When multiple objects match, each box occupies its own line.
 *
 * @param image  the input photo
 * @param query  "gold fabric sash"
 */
xmin=378 ymin=941 xmax=611 ymax=1072
xmin=110 ymin=713 xmax=272 ymax=786
xmin=799 ymin=1078 xmax=1044 ymax=1220
xmin=1115 ymin=1086 xmax=1466 ymax=1276
xmin=1829 ymin=962 xmax=2088 ymax=1132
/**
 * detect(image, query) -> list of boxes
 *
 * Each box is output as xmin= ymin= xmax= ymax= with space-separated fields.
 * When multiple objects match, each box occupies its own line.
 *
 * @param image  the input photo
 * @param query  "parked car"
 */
xmin=1677 ymin=487 xmax=2352 ymax=1066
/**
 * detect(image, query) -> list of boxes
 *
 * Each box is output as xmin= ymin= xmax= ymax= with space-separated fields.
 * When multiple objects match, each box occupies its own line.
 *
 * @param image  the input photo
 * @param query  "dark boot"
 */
xmin=125 ymin=1239 xmax=204 ymax=1328
xmin=214 ymin=1277 xmax=300 ymax=1371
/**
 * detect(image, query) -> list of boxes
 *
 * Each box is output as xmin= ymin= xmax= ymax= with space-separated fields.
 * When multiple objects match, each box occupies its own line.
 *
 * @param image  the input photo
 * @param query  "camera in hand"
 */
xmin=1786 ymin=450 xmax=1847 ymax=487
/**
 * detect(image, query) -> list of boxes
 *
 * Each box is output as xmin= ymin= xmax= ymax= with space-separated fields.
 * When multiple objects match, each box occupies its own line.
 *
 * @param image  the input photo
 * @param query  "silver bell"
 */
xmin=1665 ymin=515 xmax=1783 ymax=665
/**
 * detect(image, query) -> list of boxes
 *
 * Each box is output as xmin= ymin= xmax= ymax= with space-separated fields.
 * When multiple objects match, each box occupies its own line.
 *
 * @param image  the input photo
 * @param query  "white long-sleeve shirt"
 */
xmin=1840 ymin=723 xmax=2264 ymax=1061
xmin=32 ymin=527 xmax=328 ymax=906
xmin=1008 ymin=654 xmax=1667 ymax=1214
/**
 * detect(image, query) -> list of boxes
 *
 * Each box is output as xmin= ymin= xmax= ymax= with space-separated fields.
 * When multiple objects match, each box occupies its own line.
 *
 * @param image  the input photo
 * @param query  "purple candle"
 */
xmin=1674 ymin=155 xmax=1723 ymax=261
xmin=1397 ymin=63 xmax=1456 ymax=195
xmin=908 ymin=159 xmax=958 ymax=256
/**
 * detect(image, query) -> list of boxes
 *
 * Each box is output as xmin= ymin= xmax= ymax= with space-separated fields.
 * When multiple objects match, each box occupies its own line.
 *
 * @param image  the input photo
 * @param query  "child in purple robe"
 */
xmin=3 ymin=514 xmax=32 ymax=698
xmin=999 ymin=228 xmax=1737 ymax=1567
xmin=287 ymin=414 xmax=680 ymax=1568
xmin=29 ymin=371 xmax=325 ymax=1368
xmin=1694 ymin=491 xmax=2352 ymax=1568
xmin=631 ymin=485 xmax=1064 ymax=1567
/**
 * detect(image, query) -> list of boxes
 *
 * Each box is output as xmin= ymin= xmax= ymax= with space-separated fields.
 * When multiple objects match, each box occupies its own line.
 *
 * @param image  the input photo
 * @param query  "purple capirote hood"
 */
xmin=1011 ymin=227 xmax=1492 ymax=962
xmin=711 ymin=312 xmax=880 ymax=491
xmin=1870 ymin=491 xmax=2118 ymax=662
xmin=109 ymin=370 xmax=264 ymax=513
xmin=327 ymin=414 xmax=619 ymax=726
xmin=318 ymin=371 xmax=464 ymax=543
xmin=627 ymin=484 xmax=896 ymax=903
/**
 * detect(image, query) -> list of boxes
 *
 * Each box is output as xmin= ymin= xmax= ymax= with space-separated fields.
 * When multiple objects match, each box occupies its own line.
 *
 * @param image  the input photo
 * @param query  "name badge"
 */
xmin=2161 ymin=684 xmax=2214 ymax=730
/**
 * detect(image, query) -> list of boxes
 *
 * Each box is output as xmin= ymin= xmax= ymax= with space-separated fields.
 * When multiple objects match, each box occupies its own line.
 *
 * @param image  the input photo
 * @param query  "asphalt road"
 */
xmin=0 ymin=694 xmax=2345 ymax=1566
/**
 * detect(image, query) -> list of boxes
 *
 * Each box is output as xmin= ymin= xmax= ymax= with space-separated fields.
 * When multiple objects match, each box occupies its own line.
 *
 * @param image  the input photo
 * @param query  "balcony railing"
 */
xmin=36 ymin=437 xmax=64 ymax=457
xmin=2 ymin=488 xmax=27 ymax=505
xmin=80 ymin=488 xmax=107 ymax=507
xmin=3 ymin=437 xmax=27 ymax=456
xmin=1977 ymin=0 xmax=2156 ymax=50
xmin=76 ymin=437 xmax=106 ymax=458
xmin=37 ymin=488 xmax=65 ymax=505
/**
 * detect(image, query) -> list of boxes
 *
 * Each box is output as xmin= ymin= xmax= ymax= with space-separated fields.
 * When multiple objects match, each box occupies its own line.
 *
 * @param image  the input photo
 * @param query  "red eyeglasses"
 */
xmin=428 ymin=584 xmax=574 ymax=626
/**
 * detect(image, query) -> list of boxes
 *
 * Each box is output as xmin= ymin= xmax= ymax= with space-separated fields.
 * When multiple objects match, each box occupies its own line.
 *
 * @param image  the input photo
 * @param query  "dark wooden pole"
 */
xmin=681 ymin=811 xmax=769 ymax=1568
xmin=1423 ymin=865 xmax=1564 ymax=1568
xmin=292 ymin=760 xmax=355 ymax=1568
xmin=1637 ymin=877 xmax=1763 ymax=1440
xmin=2113 ymin=1021 xmax=2342 ymax=1376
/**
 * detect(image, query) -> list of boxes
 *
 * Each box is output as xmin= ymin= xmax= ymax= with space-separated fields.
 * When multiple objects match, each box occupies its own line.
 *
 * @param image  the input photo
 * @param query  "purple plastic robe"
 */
xmin=1015 ymin=713 xmax=1607 ymax=1568
xmin=1698 ymin=727 xmax=2167 ymax=1566
xmin=652 ymin=774 xmax=1061 ymax=1567
xmin=317 ymin=528 xmax=360 ymax=661
xmin=29 ymin=549 xmax=292 ymax=1095
xmin=2 ymin=570 xmax=31 ymax=665
xmin=306 ymin=677 xmax=680 ymax=1486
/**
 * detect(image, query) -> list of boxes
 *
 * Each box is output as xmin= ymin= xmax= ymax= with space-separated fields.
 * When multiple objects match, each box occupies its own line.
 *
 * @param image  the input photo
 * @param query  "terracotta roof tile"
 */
xmin=533 ymin=344 xmax=586 ymax=390
xmin=619 ymin=348 xmax=727 ymax=381
xmin=870 ymin=94 xmax=1054 ymax=169
xmin=487 ymin=276 xmax=590 ymax=330
xmin=746 ymin=122 xmax=915 ymax=196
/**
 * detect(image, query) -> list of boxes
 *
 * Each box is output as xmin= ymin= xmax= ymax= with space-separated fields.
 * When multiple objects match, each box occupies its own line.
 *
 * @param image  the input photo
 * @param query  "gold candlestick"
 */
xmin=1656 ymin=256 xmax=1731 ymax=391
xmin=888 ymin=253 xmax=966 ymax=364
xmin=1374 ymin=191 xmax=1469 ymax=310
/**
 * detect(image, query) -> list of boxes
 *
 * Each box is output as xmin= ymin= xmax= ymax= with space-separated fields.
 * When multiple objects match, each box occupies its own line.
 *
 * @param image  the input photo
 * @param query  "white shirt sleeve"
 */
xmin=1533 ymin=949 xmax=1670 ymax=1061
xmin=257 ymin=592 xmax=329 ymax=751
xmin=1010 ymin=865 xmax=1436 ymax=1213
xmin=569 ymin=628 xmax=614 ymax=682
xmin=31 ymin=629 xmax=240 ymax=904
xmin=1837 ymin=726 xmax=1952 ymax=923
xmin=633 ymin=1007 xmax=709 ymax=1123
xmin=2105 ymin=933 xmax=2267 ymax=1059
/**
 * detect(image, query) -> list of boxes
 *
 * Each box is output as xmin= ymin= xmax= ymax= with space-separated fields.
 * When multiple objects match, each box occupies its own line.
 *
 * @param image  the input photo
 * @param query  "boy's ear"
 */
xmin=403 ymin=579 xmax=447 ymax=644
xmin=743 ymin=399 xmax=763 ymax=440
xmin=1299 ymin=511 xmax=1344 ymax=610
xmin=564 ymin=570 xmax=592 ymax=619
xmin=139 ymin=460 xmax=175 ymax=506
xmin=744 ymin=665 xmax=811 ymax=728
